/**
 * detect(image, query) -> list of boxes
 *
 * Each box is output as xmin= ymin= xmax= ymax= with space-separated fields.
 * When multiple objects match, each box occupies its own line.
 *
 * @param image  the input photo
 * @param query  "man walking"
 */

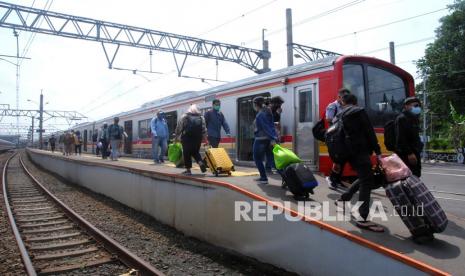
xmin=100 ymin=123 xmax=109 ymax=159
xmin=151 ymin=110 xmax=169 ymax=163
xmin=204 ymin=99 xmax=231 ymax=148
xmin=395 ymin=97 xmax=424 ymax=177
xmin=49 ymin=135 xmax=56 ymax=153
xmin=335 ymin=93 xmax=383 ymax=232
xmin=108 ymin=117 xmax=124 ymax=161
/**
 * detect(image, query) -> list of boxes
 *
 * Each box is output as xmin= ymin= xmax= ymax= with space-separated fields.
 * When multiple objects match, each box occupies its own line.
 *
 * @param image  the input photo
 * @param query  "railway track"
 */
xmin=2 ymin=152 xmax=164 ymax=276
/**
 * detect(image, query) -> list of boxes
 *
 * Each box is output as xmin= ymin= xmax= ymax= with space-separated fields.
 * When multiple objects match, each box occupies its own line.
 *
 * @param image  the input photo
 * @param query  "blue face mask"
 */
xmin=410 ymin=106 xmax=421 ymax=115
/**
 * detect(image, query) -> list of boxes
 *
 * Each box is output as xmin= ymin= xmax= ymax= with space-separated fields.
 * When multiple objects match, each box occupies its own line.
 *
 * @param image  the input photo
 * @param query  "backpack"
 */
xmin=325 ymin=114 xmax=349 ymax=163
xmin=312 ymin=118 xmax=326 ymax=142
xmin=109 ymin=124 xmax=122 ymax=140
xmin=384 ymin=120 xmax=396 ymax=151
xmin=183 ymin=114 xmax=203 ymax=139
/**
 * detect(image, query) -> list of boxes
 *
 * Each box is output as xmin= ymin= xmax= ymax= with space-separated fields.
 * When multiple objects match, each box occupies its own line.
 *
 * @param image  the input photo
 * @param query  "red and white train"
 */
xmin=68 ymin=55 xmax=414 ymax=175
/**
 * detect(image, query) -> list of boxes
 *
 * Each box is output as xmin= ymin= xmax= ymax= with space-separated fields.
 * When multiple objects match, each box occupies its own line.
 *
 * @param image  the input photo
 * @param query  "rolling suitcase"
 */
xmin=204 ymin=147 xmax=235 ymax=176
xmin=385 ymin=180 xmax=431 ymax=237
xmin=282 ymin=163 xmax=318 ymax=200
xmin=403 ymin=175 xmax=448 ymax=233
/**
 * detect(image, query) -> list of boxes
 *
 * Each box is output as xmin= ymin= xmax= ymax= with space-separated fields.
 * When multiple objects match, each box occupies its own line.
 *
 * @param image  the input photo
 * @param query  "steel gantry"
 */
xmin=292 ymin=43 xmax=341 ymax=62
xmin=0 ymin=1 xmax=271 ymax=75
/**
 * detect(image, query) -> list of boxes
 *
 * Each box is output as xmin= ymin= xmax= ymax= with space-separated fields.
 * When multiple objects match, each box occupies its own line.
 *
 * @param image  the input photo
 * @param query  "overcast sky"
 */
xmin=0 ymin=0 xmax=454 ymax=138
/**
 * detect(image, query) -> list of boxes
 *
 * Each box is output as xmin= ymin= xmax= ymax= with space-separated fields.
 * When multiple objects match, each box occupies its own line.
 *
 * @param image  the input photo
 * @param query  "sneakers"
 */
xmin=326 ymin=176 xmax=338 ymax=190
xmin=181 ymin=170 xmax=192 ymax=176
xmin=254 ymin=178 xmax=268 ymax=185
xmin=199 ymin=162 xmax=207 ymax=173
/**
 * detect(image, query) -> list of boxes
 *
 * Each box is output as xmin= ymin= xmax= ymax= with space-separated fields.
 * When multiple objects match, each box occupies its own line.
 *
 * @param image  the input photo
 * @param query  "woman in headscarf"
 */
xmin=175 ymin=104 xmax=208 ymax=175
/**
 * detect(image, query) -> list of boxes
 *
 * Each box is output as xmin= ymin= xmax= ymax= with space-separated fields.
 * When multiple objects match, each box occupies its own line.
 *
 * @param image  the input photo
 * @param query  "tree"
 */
xmin=416 ymin=0 xmax=465 ymax=118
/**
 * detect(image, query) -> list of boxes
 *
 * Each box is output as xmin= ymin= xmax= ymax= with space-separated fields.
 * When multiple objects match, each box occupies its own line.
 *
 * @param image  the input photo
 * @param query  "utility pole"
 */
xmin=39 ymin=91 xmax=44 ymax=149
xmin=286 ymin=8 xmax=293 ymax=67
xmin=389 ymin=41 xmax=396 ymax=64
xmin=262 ymin=28 xmax=269 ymax=72
xmin=14 ymin=29 xmax=20 ymax=146
xmin=31 ymin=116 xmax=34 ymax=147
xmin=422 ymin=76 xmax=428 ymax=160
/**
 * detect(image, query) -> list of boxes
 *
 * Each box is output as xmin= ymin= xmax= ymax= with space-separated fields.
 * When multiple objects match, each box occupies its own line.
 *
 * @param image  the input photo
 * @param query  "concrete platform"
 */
xmin=27 ymin=149 xmax=464 ymax=276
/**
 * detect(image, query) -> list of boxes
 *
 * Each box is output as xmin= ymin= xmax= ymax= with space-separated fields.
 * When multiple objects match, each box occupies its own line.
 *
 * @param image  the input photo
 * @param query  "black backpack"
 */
xmin=384 ymin=120 xmax=396 ymax=151
xmin=312 ymin=118 xmax=326 ymax=142
xmin=282 ymin=163 xmax=318 ymax=200
xmin=109 ymin=124 xmax=122 ymax=140
xmin=325 ymin=114 xmax=349 ymax=163
xmin=183 ymin=114 xmax=203 ymax=139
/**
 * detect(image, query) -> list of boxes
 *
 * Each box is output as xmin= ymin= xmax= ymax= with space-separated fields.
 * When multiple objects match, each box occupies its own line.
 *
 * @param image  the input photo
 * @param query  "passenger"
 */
xmin=64 ymin=131 xmax=74 ymax=156
xmin=335 ymin=94 xmax=383 ymax=232
xmin=58 ymin=133 xmax=65 ymax=155
xmin=150 ymin=110 xmax=169 ymax=164
xmin=395 ymin=97 xmax=423 ymax=177
xmin=325 ymin=88 xmax=351 ymax=190
xmin=252 ymin=96 xmax=278 ymax=185
xmin=100 ymin=123 xmax=109 ymax=159
xmin=174 ymin=104 xmax=207 ymax=175
xmin=264 ymin=96 xmax=284 ymax=173
xmin=204 ymin=99 xmax=231 ymax=148
xmin=108 ymin=117 xmax=125 ymax=161
xmin=49 ymin=135 xmax=56 ymax=153
xmin=74 ymin=130 xmax=82 ymax=156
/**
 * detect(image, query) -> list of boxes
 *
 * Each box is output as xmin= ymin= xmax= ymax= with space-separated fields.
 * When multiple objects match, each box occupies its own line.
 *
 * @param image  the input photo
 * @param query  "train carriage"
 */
xmin=72 ymin=55 xmax=414 ymax=175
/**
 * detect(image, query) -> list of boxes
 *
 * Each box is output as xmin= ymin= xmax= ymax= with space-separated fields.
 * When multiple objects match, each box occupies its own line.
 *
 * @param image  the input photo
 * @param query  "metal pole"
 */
xmin=92 ymin=122 xmax=95 ymax=154
xmin=31 ymin=116 xmax=34 ymax=147
xmin=262 ymin=28 xmax=269 ymax=72
xmin=389 ymin=41 xmax=396 ymax=64
xmin=286 ymin=8 xmax=293 ymax=67
xmin=422 ymin=77 xmax=427 ymax=160
xmin=39 ymin=91 xmax=44 ymax=149
xmin=14 ymin=29 xmax=20 ymax=146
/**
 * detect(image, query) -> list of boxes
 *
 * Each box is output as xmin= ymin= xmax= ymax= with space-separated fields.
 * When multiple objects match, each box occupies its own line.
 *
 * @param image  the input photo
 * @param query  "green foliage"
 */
xmin=449 ymin=102 xmax=465 ymax=148
xmin=416 ymin=0 xmax=465 ymax=117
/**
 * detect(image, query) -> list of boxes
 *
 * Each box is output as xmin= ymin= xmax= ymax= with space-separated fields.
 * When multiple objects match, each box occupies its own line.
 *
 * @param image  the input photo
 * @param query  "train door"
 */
xmin=83 ymin=130 xmax=88 ymax=152
xmin=164 ymin=111 xmax=178 ymax=143
xmin=124 ymin=120 xmax=132 ymax=154
xmin=237 ymin=92 xmax=270 ymax=161
xmin=295 ymin=83 xmax=318 ymax=165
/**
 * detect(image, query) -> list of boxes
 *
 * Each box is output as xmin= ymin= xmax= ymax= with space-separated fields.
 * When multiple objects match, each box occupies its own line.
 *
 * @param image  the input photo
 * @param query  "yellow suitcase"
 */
xmin=204 ymin=147 xmax=235 ymax=176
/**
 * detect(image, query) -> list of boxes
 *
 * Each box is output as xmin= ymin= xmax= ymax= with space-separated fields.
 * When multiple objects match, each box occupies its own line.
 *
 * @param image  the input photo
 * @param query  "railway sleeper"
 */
xmin=29 ymin=238 xmax=93 ymax=251
xmin=26 ymin=232 xmax=82 ymax=242
xmin=20 ymin=219 xmax=70 ymax=228
xmin=33 ymin=246 xmax=101 ymax=261
xmin=37 ymin=256 xmax=116 ymax=275
xmin=16 ymin=214 xmax=65 ymax=223
xmin=16 ymin=210 xmax=59 ymax=217
xmin=22 ymin=225 xmax=75 ymax=234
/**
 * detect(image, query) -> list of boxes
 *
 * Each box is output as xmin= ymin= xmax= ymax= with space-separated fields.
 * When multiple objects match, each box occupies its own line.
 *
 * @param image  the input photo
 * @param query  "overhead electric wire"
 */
xmin=360 ymin=36 xmax=435 ymax=55
xmin=311 ymin=7 xmax=447 ymax=45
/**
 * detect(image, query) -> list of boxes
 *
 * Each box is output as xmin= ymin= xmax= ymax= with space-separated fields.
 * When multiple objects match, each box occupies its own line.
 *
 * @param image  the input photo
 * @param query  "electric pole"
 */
xmin=39 ymin=91 xmax=44 ymax=149
xmin=286 ymin=8 xmax=293 ymax=67
xmin=389 ymin=41 xmax=396 ymax=65
xmin=31 ymin=116 xmax=34 ymax=147
xmin=422 ymin=76 xmax=428 ymax=160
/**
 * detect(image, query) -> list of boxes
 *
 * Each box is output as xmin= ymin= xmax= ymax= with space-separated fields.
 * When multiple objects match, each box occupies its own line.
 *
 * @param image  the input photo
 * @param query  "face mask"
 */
xmin=213 ymin=105 xmax=220 ymax=111
xmin=410 ymin=106 xmax=421 ymax=115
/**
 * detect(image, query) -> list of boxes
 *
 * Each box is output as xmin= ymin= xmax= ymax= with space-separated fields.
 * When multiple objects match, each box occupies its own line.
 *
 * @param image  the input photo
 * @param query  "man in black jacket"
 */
xmin=336 ymin=94 xmax=383 ymax=232
xmin=395 ymin=97 xmax=423 ymax=177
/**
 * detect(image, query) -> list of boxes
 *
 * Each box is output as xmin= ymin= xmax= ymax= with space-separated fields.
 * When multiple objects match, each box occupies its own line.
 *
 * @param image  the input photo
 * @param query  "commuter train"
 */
xmin=0 ymin=138 xmax=15 ymax=153
xmin=68 ymin=55 xmax=414 ymax=175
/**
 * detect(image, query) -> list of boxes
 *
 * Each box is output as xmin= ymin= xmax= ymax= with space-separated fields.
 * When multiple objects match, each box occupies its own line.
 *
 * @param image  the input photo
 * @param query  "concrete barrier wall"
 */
xmin=27 ymin=150 xmax=430 ymax=276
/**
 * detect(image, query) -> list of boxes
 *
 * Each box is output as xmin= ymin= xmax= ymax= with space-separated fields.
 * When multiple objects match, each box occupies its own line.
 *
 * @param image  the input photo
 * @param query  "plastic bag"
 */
xmin=381 ymin=154 xmax=412 ymax=183
xmin=168 ymin=143 xmax=183 ymax=163
xmin=273 ymin=144 xmax=302 ymax=170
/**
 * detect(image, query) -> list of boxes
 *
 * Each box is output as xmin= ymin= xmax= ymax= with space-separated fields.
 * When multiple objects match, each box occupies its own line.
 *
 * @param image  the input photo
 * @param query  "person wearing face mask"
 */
xmin=395 ymin=97 xmax=424 ymax=177
xmin=204 ymin=99 xmax=231 ymax=148
xmin=150 ymin=110 xmax=170 ymax=164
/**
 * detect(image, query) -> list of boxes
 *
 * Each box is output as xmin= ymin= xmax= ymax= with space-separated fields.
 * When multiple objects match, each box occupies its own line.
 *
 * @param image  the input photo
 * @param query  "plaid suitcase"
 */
xmin=403 ymin=176 xmax=448 ymax=233
xmin=385 ymin=181 xmax=431 ymax=237
xmin=204 ymin=147 xmax=235 ymax=176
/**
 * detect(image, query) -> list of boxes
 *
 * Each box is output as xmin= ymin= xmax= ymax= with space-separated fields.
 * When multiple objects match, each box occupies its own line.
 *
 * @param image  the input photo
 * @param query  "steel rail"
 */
xmin=16 ymin=153 xmax=164 ymax=276
xmin=2 ymin=152 xmax=37 ymax=276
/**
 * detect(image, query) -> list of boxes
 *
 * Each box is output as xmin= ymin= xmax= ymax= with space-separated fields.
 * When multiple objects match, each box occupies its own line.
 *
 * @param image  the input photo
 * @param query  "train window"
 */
xmin=138 ymin=119 xmax=151 ymax=139
xmin=367 ymin=66 xmax=406 ymax=127
xmin=343 ymin=64 xmax=366 ymax=107
xmin=298 ymin=89 xmax=312 ymax=122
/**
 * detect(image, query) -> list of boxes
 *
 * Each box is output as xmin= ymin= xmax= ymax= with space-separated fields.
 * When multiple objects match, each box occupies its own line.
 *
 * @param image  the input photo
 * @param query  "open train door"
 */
xmin=295 ymin=83 xmax=318 ymax=167
xmin=123 ymin=120 xmax=132 ymax=154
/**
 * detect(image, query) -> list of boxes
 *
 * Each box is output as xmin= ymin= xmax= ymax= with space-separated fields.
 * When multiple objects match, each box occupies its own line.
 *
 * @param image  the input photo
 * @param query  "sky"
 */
xmin=0 ymin=0 xmax=455 ymax=139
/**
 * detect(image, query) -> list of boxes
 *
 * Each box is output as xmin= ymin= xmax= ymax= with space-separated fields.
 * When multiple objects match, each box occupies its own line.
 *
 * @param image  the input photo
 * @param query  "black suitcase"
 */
xmin=385 ymin=180 xmax=431 ymax=237
xmin=282 ymin=163 xmax=318 ymax=200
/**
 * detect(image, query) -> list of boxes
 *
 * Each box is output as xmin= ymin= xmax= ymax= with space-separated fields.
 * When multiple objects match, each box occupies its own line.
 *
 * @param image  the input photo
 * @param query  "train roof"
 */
xmin=74 ymin=56 xmax=340 ymax=128
xmin=0 ymin=138 xmax=15 ymax=145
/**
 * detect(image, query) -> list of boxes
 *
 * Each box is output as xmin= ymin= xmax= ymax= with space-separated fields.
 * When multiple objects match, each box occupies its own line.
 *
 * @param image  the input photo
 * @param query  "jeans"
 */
xmin=207 ymin=136 xmax=221 ymax=148
xmin=152 ymin=136 xmax=168 ymax=162
xmin=253 ymin=139 xmax=272 ymax=180
xmin=110 ymin=139 xmax=121 ymax=160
